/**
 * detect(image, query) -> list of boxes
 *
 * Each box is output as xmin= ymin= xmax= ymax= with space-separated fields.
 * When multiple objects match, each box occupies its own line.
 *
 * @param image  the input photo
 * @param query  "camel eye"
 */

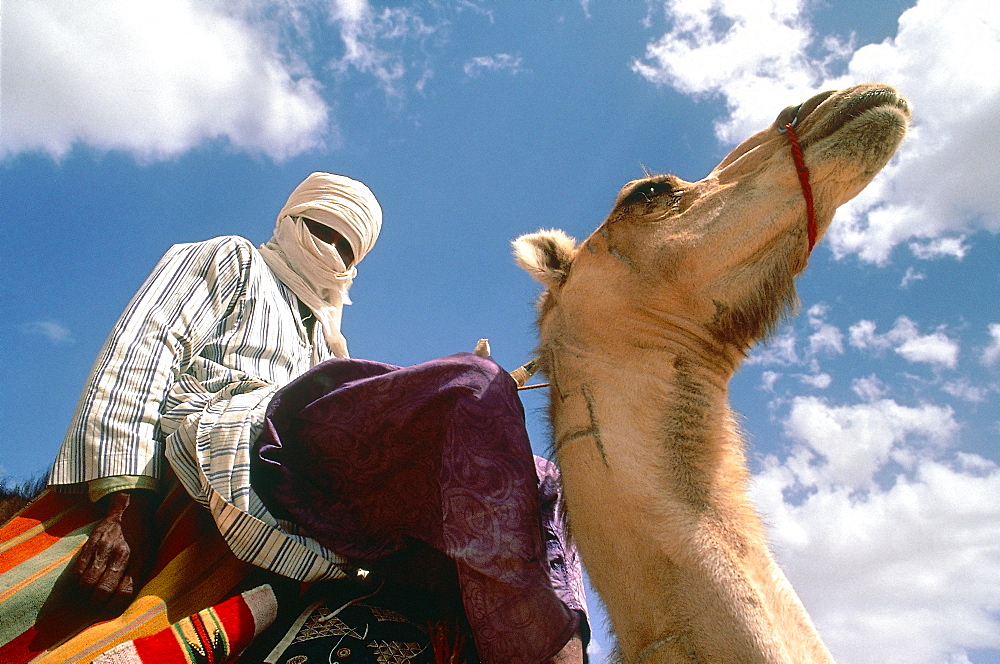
xmin=622 ymin=181 xmax=674 ymax=207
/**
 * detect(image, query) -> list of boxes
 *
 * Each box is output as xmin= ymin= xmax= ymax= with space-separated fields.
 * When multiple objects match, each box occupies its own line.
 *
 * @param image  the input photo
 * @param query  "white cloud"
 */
xmin=851 ymin=374 xmax=888 ymax=401
xmin=632 ymin=0 xmax=821 ymax=144
xmin=748 ymin=327 xmax=800 ymax=366
xmin=754 ymin=453 xmax=1000 ymax=664
xmin=797 ymin=372 xmax=832 ymax=389
xmin=849 ymin=316 xmax=960 ymax=369
xmin=941 ymin=378 xmax=991 ymax=403
xmin=831 ymin=0 xmax=1000 ymax=264
xmin=633 ymin=0 xmax=1000 ymax=263
xmin=807 ymin=304 xmax=844 ymax=356
xmin=752 ymin=396 xmax=1000 ymax=663
xmin=750 ymin=305 xmax=846 ymax=378
xmin=848 ymin=319 xmax=883 ymax=350
xmin=21 ymin=319 xmax=75 ymax=344
xmin=463 ymin=53 xmax=526 ymax=78
xmin=326 ymin=1 xmax=440 ymax=96
xmin=908 ymin=236 xmax=970 ymax=260
xmin=455 ymin=0 xmax=495 ymax=23
xmin=895 ymin=331 xmax=960 ymax=369
xmin=808 ymin=326 xmax=842 ymax=355
xmin=781 ymin=396 xmax=957 ymax=489
xmin=983 ymin=323 xmax=1000 ymax=366
xmin=2 ymin=0 xmax=464 ymax=160
xmin=2 ymin=0 xmax=332 ymax=161
xmin=761 ymin=370 xmax=782 ymax=392
xmin=899 ymin=266 xmax=925 ymax=288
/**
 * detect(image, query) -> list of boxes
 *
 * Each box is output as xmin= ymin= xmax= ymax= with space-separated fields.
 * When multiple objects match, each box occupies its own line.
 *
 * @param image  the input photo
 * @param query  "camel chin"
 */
xmin=513 ymin=84 xmax=910 ymax=663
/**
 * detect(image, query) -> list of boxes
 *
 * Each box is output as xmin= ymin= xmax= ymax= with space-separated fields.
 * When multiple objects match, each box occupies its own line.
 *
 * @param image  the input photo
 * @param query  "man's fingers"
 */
xmin=89 ymin=549 xmax=130 ymax=604
xmin=77 ymin=491 xmax=156 ymax=609
xmin=78 ymin=545 xmax=112 ymax=588
xmin=72 ymin=540 xmax=96 ymax=578
xmin=115 ymin=552 xmax=141 ymax=600
xmin=77 ymin=535 xmax=114 ymax=587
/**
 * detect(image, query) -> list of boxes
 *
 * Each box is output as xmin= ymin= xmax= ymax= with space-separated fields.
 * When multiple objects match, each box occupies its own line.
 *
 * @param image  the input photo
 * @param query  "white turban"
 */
xmin=259 ymin=172 xmax=382 ymax=360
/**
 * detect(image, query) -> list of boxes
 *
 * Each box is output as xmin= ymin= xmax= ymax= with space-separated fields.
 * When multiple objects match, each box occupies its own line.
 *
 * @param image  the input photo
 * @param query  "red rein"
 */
xmin=782 ymin=121 xmax=817 ymax=253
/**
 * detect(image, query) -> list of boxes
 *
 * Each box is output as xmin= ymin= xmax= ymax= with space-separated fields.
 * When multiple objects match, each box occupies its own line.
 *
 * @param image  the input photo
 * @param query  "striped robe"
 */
xmin=49 ymin=235 xmax=348 ymax=580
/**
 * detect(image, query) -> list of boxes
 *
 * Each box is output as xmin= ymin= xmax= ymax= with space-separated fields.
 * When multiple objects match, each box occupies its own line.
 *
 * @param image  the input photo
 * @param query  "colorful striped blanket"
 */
xmin=0 ymin=485 xmax=258 ymax=663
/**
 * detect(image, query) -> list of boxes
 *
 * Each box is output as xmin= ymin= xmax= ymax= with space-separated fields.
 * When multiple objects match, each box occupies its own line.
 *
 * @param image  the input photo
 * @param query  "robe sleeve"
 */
xmin=49 ymin=236 xmax=254 ymax=492
xmin=535 ymin=455 xmax=591 ymax=647
xmin=87 ymin=474 xmax=160 ymax=501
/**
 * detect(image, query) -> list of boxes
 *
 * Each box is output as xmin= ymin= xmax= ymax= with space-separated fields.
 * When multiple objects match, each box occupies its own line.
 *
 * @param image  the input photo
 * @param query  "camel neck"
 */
xmin=541 ymin=339 xmax=834 ymax=664
xmin=543 ymin=330 xmax=737 ymax=401
xmin=547 ymin=307 xmax=742 ymax=387
xmin=543 ymin=340 xmax=740 ymax=507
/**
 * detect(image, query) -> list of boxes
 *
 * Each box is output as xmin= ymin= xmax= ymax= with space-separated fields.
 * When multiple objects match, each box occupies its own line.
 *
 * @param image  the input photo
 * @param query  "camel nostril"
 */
xmin=775 ymin=90 xmax=838 ymax=133
xmin=774 ymin=104 xmax=802 ymax=131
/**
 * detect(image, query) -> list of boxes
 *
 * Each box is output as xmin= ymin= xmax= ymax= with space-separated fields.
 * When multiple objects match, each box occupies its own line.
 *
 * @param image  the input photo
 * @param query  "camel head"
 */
xmin=515 ymin=84 xmax=910 ymax=363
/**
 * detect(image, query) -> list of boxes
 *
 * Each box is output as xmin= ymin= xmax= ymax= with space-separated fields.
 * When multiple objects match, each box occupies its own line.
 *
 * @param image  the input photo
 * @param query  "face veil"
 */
xmin=259 ymin=172 xmax=382 ymax=359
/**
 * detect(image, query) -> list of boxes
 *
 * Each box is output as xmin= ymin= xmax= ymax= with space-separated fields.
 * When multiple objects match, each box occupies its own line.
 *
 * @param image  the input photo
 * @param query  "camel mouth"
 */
xmin=775 ymin=85 xmax=911 ymax=144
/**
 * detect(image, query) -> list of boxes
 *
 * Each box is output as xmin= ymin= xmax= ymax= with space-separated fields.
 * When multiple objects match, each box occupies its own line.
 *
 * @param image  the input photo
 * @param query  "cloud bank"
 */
xmin=633 ymin=0 xmax=1000 ymax=264
xmin=2 ymin=0 xmax=331 ymax=161
xmin=753 ymin=428 xmax=1000 ymax=663
xmin=745 ymin=305 xmax=999 ymax=663
xmin=1 ymin=0 xmax=451 ymax=162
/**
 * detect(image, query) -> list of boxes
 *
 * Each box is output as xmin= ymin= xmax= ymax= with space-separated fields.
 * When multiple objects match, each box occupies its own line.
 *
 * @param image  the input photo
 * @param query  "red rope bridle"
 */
xmin=780 ymin=121 xmax=817 ymax=253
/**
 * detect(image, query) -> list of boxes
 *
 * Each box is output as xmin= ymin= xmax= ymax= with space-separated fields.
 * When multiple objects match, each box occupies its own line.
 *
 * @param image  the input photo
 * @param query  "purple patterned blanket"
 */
xmin=253 ymin=353 xmax=586 ymax=664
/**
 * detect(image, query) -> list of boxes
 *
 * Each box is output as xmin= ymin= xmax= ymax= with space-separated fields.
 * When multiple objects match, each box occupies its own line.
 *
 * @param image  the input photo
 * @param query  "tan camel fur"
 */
xmin=513 ymin=84 xmax=910 ymax=664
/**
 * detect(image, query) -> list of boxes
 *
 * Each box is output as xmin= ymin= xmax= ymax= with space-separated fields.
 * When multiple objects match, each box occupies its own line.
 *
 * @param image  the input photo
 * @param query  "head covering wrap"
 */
xmin=259 ymin=172 xmax=382 ymax=359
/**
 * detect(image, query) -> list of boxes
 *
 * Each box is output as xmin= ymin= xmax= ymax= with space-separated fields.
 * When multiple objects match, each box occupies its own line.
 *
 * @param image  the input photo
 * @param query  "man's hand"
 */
xmin=73 ymin=490 xmax=156 ymax=610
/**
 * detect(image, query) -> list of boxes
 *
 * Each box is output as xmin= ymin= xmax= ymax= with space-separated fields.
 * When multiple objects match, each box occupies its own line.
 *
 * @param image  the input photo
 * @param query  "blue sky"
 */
xmin=2 ymin=1 xmax=998 ymax=662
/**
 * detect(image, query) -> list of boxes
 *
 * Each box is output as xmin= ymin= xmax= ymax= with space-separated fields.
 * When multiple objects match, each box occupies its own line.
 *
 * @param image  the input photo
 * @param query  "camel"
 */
xmin=513 ymin=84 xmax=910 ymax=663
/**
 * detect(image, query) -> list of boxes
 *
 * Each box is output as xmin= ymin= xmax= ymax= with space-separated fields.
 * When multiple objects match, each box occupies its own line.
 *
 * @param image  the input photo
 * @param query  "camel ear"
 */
xmin=512 ymin=229 xmax=577 ymax=288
